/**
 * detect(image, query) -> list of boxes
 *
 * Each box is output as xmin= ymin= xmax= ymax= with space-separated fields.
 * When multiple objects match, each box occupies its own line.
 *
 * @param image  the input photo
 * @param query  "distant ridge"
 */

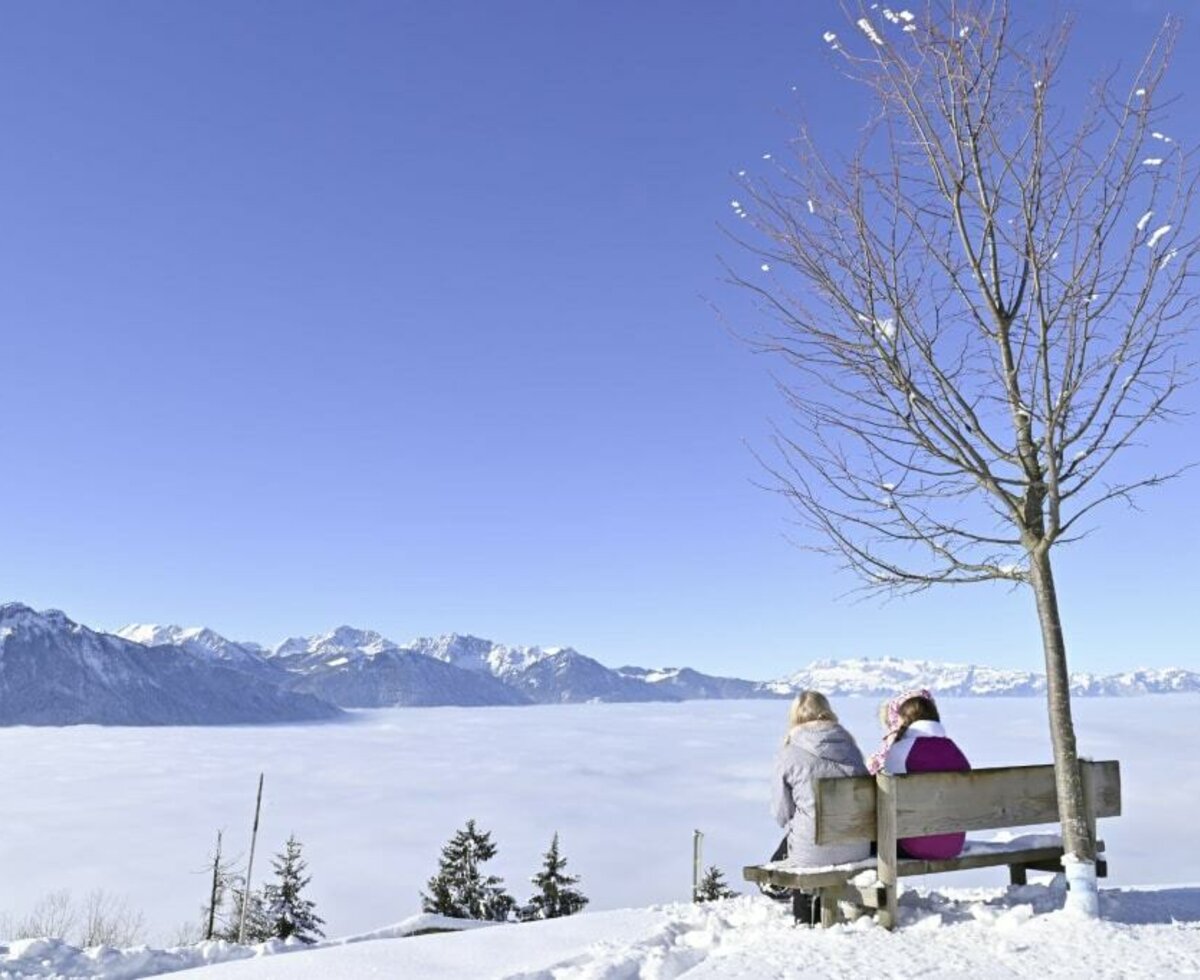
xmin=768 ymin=656 xmax=1200 ymax=698
xmin=105 ymin=614 xmax=1200 ymax=703
xmin=0 ymin=603 xmax=340 ymax=726
xmin=3 ymin=600 xmax=1197 ymax=726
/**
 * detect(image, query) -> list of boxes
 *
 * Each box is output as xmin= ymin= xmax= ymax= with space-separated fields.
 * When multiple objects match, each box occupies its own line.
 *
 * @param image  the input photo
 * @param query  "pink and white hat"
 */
xmin=866 ymin=687 xmax=933 ymax=774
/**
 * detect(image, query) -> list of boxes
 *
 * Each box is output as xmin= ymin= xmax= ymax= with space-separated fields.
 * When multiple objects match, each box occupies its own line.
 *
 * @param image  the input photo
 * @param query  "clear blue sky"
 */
xmin=2 ymin=1 xmax=1196 ymax=677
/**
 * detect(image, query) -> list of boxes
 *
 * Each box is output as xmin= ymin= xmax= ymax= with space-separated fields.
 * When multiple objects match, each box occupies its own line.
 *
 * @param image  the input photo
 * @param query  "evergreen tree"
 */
xmin=219 ymin=884 xmax=274 ymax=943
xmin=694 ymin=866 xmax=737 ymax=902
xmin=262 ymin=834 xmax=325 ymax=944
xmin=421 ymin=819 xmax=515 ymax=921
xmin=521 ymin=833 xmax=588 ymax=921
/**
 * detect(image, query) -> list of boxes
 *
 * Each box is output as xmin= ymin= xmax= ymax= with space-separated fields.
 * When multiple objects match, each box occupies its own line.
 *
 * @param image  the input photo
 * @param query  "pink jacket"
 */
xmin=883 ymin=720 xmax=971 ymax=860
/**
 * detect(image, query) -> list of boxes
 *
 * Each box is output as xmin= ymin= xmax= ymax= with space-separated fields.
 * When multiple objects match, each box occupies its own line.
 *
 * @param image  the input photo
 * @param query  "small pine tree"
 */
xmin=262 ymin=834 xmax=325 ymax=944
xmin=421 ymin=819 xmax=515 ymax=921
xmin=694 ymin=866 xmax=737 ymax=903
xmin=521 ymin=833 xmax=588 ymax=921
xmin=220 ymin=884 xmax=274 ymax=943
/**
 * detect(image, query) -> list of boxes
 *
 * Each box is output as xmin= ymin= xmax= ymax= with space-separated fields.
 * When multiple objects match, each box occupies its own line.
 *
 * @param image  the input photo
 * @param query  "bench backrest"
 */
xmin=815 ymin=760 xmax=1121 ymax=845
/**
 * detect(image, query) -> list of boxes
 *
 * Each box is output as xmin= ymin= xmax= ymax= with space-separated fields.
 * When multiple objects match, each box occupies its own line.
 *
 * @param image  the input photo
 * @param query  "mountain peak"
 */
xmin=115 ymin=622 xmax=269 ymax=667
xmin=0 ymin=603 xmax=76 ymax=634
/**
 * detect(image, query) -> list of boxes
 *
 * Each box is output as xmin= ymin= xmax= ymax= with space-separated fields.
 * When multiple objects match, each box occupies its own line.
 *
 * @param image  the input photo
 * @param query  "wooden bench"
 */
xmin=743 ymin=759 xmax=1121 ymax=929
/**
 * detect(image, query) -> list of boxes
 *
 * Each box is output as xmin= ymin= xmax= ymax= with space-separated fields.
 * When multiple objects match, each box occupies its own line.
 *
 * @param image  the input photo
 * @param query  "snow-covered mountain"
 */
xmin=270 ymin=626 xmax=402 ymax=668
xmin=270 ymin=630 xmax=675 ymax=705
xmin=411 ymin=633 xmax=552 ymax=680
xmin=500 ymin=647 xmax=680 ymax=703
xmin=416 ymin=634 xmax=675 ymax=703
xmin=768 ymin=657 xmax=1200 ymax=698
xmin=618 ymin=665 xmax=775 ymax=700
xmin=115 ymin=623 xmax=275 ymax=675
xmin=0 ymin=603 xmax=340 ymax=726
xmin=262 ymin=627 xmax=529 ymax=707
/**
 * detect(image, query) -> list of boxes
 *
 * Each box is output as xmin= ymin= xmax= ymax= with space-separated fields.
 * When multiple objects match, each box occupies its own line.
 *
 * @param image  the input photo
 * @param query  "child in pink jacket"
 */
xmin=868 ymin=689 xmax=971 ymax=860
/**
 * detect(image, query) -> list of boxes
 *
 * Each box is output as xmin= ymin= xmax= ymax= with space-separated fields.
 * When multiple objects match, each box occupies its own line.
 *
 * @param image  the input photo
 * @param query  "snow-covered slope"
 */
xmin=0 ymin=604 xmax=340 ymax=726
xmin=4 ymin=885 xmax=1199 ymax=979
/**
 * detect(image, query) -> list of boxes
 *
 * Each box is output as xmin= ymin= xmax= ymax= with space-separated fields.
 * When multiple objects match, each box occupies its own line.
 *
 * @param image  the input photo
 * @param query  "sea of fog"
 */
xmin=0 ymin=696 xmax=1195 ymax=943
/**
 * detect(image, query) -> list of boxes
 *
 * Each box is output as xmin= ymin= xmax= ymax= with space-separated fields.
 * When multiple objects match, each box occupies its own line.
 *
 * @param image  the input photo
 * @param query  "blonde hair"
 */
xmin=788 ymin=690 xmax=838 ymax=730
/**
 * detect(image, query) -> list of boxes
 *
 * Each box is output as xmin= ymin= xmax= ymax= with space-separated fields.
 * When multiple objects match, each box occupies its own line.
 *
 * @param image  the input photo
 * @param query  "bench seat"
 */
xmin=744 ymin=833 xmax=1108 ymax=893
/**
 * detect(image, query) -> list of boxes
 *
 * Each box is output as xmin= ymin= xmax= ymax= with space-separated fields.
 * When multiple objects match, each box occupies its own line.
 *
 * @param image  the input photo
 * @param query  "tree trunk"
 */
xmin=1028 ymin=547 xmax=1099 ymax=916
xmin=206 ymin=830 xmax=223 ymax=941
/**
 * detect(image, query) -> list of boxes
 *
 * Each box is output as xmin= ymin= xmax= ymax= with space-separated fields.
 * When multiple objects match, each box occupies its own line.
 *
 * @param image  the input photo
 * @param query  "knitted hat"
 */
xmin=866 ymin=687 xmax=933 ymax=774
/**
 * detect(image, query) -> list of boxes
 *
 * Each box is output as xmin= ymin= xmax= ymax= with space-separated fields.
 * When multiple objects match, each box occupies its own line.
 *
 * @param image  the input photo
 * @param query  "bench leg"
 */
xmin=819 ymin=887 xmax=841 ymax=927
xmin=1009 ymin=865 xmax=1028 ymax=886
xmin=792 ymin=891 xmax=821 ymax=926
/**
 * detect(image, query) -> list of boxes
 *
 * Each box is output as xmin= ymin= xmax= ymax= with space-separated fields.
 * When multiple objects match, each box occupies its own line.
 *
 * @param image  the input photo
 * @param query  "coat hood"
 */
xmin=786 ymin=720 xmax=864 ymax=768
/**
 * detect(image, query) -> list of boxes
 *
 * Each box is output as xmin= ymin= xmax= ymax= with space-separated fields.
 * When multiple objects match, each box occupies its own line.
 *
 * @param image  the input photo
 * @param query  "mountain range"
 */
xmin=1 ymin=601 xmax=1197 ymax=726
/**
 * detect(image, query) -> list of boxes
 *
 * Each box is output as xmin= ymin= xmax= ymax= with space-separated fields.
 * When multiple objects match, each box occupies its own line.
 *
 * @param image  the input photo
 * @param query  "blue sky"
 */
xmin=2 ymin=1 xmax=1196 ymax=677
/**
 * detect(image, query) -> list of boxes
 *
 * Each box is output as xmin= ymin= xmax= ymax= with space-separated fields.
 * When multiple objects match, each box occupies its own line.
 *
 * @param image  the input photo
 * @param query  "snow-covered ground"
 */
xmin=5 ymin=884 xmax=1200 ymax=978
xmin=1 ymin=696 xmax=1197 ymax=977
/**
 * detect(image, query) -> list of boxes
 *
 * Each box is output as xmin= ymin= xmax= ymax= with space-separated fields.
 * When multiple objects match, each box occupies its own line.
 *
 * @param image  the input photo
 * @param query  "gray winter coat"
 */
xmin=772 ymin=720 xmax=871 ymax=868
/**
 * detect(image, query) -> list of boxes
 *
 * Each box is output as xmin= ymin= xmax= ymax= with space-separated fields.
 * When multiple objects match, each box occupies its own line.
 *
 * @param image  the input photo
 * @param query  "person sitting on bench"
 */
xmin=868 ymin=689 xmax=971 ymax=860
xmin=771 ymin=690 xmax=871 ymax=923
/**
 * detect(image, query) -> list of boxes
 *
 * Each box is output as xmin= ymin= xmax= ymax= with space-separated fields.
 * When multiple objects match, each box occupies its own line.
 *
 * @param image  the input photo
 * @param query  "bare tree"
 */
xmin=80 ymin=890 xmax=146 ymax=948
xmin=731 ymin=1 xmax=1196 ymax=914
xmin=2 ymin=889 xmax=77 ymax=941
xmin=201 ymin=830 xmax=239 ymax=942
xmin=0 ymin=889 xmax=145 ymax=947
xmin=165 ymin=920 xmax=205 ymax=948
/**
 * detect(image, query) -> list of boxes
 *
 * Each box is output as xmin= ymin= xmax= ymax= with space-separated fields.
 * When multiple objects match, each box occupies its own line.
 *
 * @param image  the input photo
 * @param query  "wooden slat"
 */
xmin=892 ymin=761 xmax=1120 ymax=837
xmin=815 ymin=761 xmax=1120 ymax=843
xmin=1098 ymin=760 xmax=1123 ymax=818
xmin=894 ymin=843 xmax=1066 ymax=877
xmin=814 ymin=774 xmax=876 ymax=845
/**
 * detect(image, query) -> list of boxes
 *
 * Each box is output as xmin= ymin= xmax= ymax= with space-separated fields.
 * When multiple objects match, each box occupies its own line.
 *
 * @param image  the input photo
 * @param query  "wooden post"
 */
xmin=692 ymin=829 xmax=703 ymax=901
xmin=1009 ymin=864 xmax=1028 ymax=886
xmin=237 ymin=773 xmax=265 ymax=944
xmin=206 ymin=830 xmax=223 ymax=941
xmin=875 ymin=773 xmax=898 ymax=930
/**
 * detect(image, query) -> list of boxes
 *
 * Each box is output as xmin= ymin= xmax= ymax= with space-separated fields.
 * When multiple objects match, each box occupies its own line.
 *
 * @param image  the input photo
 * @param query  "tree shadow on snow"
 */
xmin=895 ymin=882 xmax=1200 ymax=928
xmin=1102 ymin=887 xmax=1200 ymax=925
